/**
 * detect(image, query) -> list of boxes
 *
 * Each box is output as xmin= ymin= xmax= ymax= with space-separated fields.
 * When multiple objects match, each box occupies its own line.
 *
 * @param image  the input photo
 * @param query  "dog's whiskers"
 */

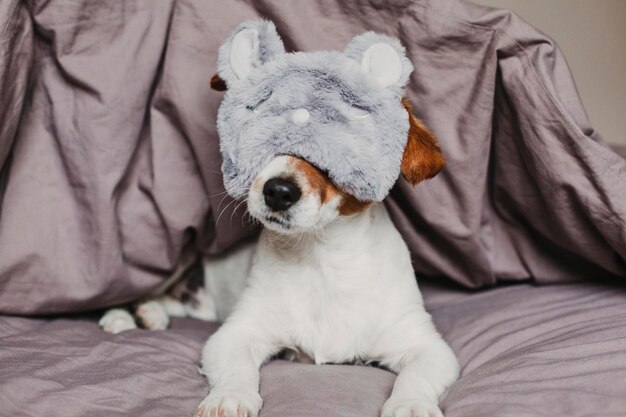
xmin=212 ymin=186 xmax=251 ymax=227
xmin=229 ymin=198 xmax=249 ymax=226
xmin=214 ymin=198 xmax=241 ymax=227
xmin=207 ymin=185 xmax=250 ymax=199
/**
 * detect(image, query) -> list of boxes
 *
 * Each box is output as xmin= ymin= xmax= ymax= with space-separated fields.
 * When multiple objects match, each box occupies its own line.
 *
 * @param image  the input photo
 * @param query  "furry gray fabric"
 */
xmin=216 ymin=20 xmax=413 ymax=202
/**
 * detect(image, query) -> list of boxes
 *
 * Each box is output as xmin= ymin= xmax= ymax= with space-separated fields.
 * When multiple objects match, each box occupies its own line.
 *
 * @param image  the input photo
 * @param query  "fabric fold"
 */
xmin=0 ymin=0 xmax=624 ymax=314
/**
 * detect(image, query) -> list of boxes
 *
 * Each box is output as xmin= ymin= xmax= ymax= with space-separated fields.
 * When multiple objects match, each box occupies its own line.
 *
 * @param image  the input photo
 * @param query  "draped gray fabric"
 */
xmin=1 ymin=2 xmax=625 ymax=416
xmin=0 ymin=0 xmax=624 ymax=314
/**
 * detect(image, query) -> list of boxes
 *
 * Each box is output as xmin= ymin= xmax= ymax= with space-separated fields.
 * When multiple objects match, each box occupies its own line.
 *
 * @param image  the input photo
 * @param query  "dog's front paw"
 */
xmin=195 ymin=389 xmax=262 ymax=417
xmin=99 ymin=308 xmax=137 ymax=334
xmin=381 ymin=396 xmax=443 ymax=417
xmin=136 ymin=300 xmax=169 ymax=330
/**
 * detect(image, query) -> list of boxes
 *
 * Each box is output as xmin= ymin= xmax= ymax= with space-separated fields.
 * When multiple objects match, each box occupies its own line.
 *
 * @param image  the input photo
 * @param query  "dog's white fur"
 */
xmin=100 ymin=155 xmax=459 ymax=417
xmin=196 ymin=156 xmax=459 ymax=417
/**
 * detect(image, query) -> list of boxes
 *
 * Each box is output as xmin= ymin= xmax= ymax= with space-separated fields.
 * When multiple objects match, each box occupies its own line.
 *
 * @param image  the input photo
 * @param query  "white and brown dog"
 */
xmin=100 ymin=98 xmax=459 ymax=417
xmin=102 ymin=22 xmax=459 ymax=417
xmin=195 ymin=92 xmax=458 ymax=417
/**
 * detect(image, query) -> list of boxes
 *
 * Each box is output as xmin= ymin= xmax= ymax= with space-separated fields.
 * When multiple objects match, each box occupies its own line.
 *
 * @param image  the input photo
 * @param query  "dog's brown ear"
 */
xmin=210 ymin=74 xmax=228 ymax=91
xmin=400 ymin=98 xmax=445 ymax=185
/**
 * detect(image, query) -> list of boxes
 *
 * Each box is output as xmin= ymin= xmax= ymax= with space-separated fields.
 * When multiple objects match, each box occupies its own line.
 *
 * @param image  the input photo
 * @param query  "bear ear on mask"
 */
xmin=216 ymin=20 xmax=285 ymax=87
xmin=215 ymin=22 xmax=415 ymax=93
xmin=343 ymin=32 xmax=414 ymax=95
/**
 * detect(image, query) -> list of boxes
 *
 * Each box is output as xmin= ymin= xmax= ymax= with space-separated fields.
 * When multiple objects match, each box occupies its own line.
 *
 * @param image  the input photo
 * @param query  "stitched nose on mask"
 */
xmin=292 ymin=108 xmax=310 ymax=125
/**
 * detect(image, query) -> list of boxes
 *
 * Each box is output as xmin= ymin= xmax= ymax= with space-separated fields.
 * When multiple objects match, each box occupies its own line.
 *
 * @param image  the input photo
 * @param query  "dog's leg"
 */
xmin=99 ymin=308 xmax=137 ymax=334
xmin=134 ymin=296 xmax=188 ymax=330
xmin=100 ymin=292 xmax=214 ymax=333
xmin=196 ymin=323 xmax=280 ymax=417
xmin=376 ymin=319 xmax=459 ymax=417
xmin=182 ymin=289 xmax=219 ymax=322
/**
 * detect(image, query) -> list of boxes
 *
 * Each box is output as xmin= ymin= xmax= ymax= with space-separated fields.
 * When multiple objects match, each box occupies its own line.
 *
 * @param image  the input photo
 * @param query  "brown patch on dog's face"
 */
xmin=289 ymin=158 xmax=338 ymax=204
xmin=337 ymin=195 xmax=370 ymax=216
xmin=289 ymin=157 xmax=370 ymax=216
xmin=401 ymin=98 xmax=445 ymax=185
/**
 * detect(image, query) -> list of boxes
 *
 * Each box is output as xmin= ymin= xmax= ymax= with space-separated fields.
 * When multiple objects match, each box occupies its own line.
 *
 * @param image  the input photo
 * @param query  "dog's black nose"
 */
xmin=263 ymin=177 xmax=301 ymax=211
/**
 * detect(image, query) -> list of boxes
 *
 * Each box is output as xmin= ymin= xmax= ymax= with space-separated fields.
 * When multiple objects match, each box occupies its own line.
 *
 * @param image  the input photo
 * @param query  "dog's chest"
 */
xmin=252 ymin=204 xmax=417 ymax=364
xmin=272 ymin=254 xmax=384 ymax=364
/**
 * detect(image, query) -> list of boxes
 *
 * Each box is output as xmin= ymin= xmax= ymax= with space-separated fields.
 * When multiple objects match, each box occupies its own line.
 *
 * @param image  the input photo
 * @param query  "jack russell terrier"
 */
xmin=101 ymin=20 xmax=459 ymax=417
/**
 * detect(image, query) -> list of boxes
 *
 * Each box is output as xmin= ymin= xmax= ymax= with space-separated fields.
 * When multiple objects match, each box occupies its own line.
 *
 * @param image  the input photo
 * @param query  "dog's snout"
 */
xmin=263 ymin=178 xmax=301 ymax=211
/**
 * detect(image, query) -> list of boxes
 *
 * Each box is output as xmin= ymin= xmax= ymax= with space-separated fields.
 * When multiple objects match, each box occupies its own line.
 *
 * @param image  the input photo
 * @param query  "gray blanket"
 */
xmin=2 ymin=279 xmax=626 ymax=416
xmin=0 ymin=0 xmax=624 ymax=315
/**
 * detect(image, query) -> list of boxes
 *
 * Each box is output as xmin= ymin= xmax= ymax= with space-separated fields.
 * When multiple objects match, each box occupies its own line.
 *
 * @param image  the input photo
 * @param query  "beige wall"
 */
xmin=472 ymin=0 xmax=626 ymax=146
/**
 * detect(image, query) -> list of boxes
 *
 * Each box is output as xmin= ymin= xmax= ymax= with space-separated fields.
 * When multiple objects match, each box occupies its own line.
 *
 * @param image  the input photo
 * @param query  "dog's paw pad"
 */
xmin=196 ymin=390 xmax=262 ymax=417
xmin=381 ymin=397 xmax=443 ymax=417
xmin=136 ymin=301 xmax=169 ymax=330
xmin=99 ymin=309 xmax=137 ymax=334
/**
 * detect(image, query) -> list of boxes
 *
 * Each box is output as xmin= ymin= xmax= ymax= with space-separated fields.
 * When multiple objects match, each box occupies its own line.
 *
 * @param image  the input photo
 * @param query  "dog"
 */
xmin=194 ymin=21 xmax=458 ymax=417
xmin=100 ymin=151 xmax=459 ymax=417
xmin=101 ymin=20 xmax=460 ymax=417
xmin=193 ymin=114 xmax=458 ymax=417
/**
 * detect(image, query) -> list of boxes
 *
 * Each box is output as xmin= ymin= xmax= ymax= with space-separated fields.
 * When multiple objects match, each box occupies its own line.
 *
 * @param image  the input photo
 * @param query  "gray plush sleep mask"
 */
xmin=213 ymin=20 xmax=443 ymax=202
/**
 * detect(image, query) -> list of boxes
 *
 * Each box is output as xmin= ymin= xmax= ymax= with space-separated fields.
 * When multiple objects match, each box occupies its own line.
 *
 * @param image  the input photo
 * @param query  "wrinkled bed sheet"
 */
xmin=1 ymin=0 xmax=625 ymax=315
xmin=1 ymin=0 xmax=625 ymax=414
xmin=1 ymin=280 xmax=625 ymax=417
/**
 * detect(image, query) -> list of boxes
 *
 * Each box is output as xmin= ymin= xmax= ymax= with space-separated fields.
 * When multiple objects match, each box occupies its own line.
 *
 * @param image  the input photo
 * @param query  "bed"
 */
xmin=1 ymin=0 xmax=625 ymax=416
